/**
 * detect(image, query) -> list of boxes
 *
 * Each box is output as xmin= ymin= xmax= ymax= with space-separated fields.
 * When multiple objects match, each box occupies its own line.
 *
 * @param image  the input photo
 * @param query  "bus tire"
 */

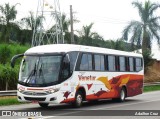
xmin=74 ymin=91 xmax=83 ymax=108
xmin=39 ymin=103 xmax=49 ymax=108
xmin=112 ymin=87 xmax=126 ymax=102
xmin=119 ymin=87 xmax=126 ymax=102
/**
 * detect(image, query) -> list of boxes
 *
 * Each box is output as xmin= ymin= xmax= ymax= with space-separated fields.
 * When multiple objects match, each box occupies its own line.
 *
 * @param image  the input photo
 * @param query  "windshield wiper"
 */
xmin=39 ymin=63 xmax=45 ymax=84
xmin=26 ymin=63 xmax=37 ymax=84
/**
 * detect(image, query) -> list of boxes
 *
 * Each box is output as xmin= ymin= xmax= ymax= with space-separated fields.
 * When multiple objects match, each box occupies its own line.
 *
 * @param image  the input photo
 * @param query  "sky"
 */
xmin=0 ymin=0 xmax=141 ymax=39
xmin=0 ymin=0 xmax=160 ymax=58
xmin=1 ymin=0 xmax=159 ymax=40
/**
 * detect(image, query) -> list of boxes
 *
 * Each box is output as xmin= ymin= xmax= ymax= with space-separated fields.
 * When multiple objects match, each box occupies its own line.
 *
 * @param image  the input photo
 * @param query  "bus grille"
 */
xmin=24 ymin=97 xmax=46 ymax=101
xmin=22 ymin=91 xmax=47 ymax=96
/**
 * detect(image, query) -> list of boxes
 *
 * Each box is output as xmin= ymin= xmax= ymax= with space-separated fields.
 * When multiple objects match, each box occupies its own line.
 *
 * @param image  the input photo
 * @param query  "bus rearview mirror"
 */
xmin=11 ymin=54 xmax=24 ymax=68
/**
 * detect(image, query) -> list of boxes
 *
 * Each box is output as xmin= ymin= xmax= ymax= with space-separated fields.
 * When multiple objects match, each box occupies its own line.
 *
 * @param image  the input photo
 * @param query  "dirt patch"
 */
xmin=144 ymin=66 xmax=160 ymax=83
xmin=0 ymin=96 xmax=17 ymax=99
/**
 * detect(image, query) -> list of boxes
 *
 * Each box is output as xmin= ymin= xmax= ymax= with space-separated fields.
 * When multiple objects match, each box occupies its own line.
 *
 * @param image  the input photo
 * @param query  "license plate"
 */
xmin=32 ymin=101 xmax=38 ymax=103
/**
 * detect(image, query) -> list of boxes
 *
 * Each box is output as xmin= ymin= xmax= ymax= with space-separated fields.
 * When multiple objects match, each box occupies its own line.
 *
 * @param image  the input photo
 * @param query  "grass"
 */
xmin=0 ymin=96 xmax=22 ymax=106
xmin=143 ymin=85 xmax=160 ymax=92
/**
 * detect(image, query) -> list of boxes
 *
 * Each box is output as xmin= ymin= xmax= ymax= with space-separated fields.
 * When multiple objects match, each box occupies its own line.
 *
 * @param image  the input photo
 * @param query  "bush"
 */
xmin=0 ymin=45 xmax=11 ymax=64
xmin=0 ymin=63 xmax=19 ymax=90
xmin=0 ymin=43 xmax=29 ymax=63
xmin=0 ymin=43 xmax=29 ymax=90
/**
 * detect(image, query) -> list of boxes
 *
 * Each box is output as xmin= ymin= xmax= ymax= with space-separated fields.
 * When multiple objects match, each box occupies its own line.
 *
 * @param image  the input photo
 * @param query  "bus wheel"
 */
xmin=112 ymin=88 xmax=126 ymax=102
xmin=74 ymin=91 xmax=83 ymax=108
xmin=119 ymin=88 xmax=126 ymax=102
xmin=39 ymin=103 xmax=49 ymax=108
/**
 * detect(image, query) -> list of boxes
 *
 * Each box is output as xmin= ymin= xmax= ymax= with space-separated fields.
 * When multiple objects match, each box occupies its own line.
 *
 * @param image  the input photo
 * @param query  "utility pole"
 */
xmin=70 ymin=5 xmax=74 ymax=44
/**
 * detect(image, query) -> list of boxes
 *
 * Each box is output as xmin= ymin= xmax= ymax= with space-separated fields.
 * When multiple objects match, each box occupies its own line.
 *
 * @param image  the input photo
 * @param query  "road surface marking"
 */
xmin=90 ymin=99 xmax=160 ymax=110
xmin=40 ymin=98 xmax=160 ymax=118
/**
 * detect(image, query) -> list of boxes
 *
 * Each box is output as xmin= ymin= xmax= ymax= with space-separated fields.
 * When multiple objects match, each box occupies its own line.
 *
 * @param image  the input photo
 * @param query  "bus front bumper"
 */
xmin=17 ymin=91 xmax=62 ymax=104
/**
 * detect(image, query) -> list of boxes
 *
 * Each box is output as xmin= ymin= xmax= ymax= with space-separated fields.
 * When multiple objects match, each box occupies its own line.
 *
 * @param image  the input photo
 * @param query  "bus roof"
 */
xmin=25 ymin=44 xmax=142 ymax=57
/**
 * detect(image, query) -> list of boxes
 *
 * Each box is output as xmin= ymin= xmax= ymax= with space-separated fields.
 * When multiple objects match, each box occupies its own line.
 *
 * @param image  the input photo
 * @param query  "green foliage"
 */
xmin=0 ymin=45 xmax=11 ymax=64
xmin=79 ymin=38 xmax=131 ymax=52
xmin=0 ymin=43 xmax=28 ymax=64
xmin=78 ymin=23 xmax=107 ymax=47
xmin=0 ymin=43 xmax=29 ymax=90
xmin=0 ymin=64 xmax=19 ymax=81
xmin=104 ymin=39 xmax=127 ymax=51
xmin=144 ymin=85 xmax=160 ymax=92
xmin=0 ymin=3 xmax=19 ymax=43
xmin=143 ymin=49 xmax=153 ymax=67
xmin=18 ymin=30 xmax=32 ymax=45
xmin=0 ymin=63 xmax=19 ymax=90
xmin=122 ymin=0 xmax=160 ymax=54
xmin=0 ymin=97 xmax=22 ymax=106
xmin=21 ymin=11 xmax=44 ymax=33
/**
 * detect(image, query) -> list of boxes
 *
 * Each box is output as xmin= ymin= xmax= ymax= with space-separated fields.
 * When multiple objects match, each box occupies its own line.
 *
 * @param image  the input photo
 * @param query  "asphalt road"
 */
xmin=0 ymin=91 xmax=160 ymax=119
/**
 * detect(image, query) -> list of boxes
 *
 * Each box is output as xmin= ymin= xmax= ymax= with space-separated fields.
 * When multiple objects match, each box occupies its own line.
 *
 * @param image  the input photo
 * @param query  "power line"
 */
xmin=78 ymin=13 xmax=129 ymax=22
xmin=64 ymin=12 xmax=131 ymax=24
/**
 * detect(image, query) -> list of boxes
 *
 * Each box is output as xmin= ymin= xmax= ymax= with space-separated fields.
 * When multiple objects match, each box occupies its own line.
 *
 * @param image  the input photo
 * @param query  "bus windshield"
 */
xmin=19 ymin=55 xmax=62 ymax=86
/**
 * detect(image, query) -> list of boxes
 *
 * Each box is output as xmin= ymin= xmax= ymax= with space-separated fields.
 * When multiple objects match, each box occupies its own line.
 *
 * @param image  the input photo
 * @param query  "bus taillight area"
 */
xmin=17 ymin=84 xmax=62 ymax=104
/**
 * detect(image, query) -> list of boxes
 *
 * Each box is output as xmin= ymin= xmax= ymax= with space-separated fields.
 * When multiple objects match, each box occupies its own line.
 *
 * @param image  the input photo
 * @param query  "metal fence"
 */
xmin=143 ymin=82 xmax=160 ymax=86
xmin=0 ymin=90 xmax=17 ymax=96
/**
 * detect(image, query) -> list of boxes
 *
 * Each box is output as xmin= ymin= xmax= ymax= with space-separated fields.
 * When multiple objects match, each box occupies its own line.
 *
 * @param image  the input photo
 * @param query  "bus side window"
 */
xmin=119 ymin=56 xmax=126 ymax=72
xmin=108 ymin=55 xmax=116 ymax=71
xmin=80 ymin=54 xmax=88 ymax=70
xmin=135 ymin=58 xmax=143 ymax=71
xmin=68 ymin=52 xmax=78 ymax=73
xmin=100 ymin=55 xmax=105 ymax=71
xmin=79 ymin=53 xmax=92 ymax=71
xmin=61 ymin=54 xmax=70 ymax=81
xmin=94 ymin=54 xmax=105 ymax=71
xmin=129 ymin=57 xmax=134 ymax=72
xmin=88 ymin=54 xmax=93 ymax=70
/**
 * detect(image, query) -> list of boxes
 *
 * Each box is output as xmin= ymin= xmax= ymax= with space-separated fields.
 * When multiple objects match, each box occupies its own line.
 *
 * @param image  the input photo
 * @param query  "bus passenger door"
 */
xmin=75 ymin=71 xmax=96 ymax=100
xmin=59 ymin=54 xmax=72 ymax=95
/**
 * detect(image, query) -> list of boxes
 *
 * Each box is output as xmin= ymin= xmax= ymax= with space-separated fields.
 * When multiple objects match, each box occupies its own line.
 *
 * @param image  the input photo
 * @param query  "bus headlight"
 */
xmin=47 ymin=88 xmax=60 ymax=94
xmin=18 ymin=86 xmax=25 ymax=93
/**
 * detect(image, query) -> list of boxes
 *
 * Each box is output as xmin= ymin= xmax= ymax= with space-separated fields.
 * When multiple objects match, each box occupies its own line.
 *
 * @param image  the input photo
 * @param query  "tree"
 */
xmin=109 ymin=39 xmax=125 ymax=50
xmin=21 ymin=11 xmax=43 ymax=38
xmin=61 ymin=13 xmax=72 ymax=43
xmin=0 ymin=3 xmax=19 ymax=43
xmin=122 ymin=0 xmax=160 ymax=55
xmin=49 ymin=13 xmax=79 ymax=44
xmin=78 ymin=23 xmax=98 ymax=45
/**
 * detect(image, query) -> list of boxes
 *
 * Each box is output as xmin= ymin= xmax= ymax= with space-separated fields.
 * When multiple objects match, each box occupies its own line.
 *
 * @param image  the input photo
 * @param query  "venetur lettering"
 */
xmin=78 ymin=75 xmax=96 ymax=81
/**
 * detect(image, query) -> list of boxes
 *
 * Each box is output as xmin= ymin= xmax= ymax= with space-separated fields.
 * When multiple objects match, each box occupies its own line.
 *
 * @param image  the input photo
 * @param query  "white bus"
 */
xmin=11 ymin=44 xmax=144 ymax=108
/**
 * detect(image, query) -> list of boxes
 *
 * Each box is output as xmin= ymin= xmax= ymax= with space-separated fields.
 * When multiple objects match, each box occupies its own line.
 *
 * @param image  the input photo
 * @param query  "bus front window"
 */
xmin=19 ymin=55 xmax=62 ymax=86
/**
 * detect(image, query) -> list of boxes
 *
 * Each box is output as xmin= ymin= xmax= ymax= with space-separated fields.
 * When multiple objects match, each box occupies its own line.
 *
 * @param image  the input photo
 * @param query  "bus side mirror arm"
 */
xmin=11 ymin=54 xmax=24 ymax=68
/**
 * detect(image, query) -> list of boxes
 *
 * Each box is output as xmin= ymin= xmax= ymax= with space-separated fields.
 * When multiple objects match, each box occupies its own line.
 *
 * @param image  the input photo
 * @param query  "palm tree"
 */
xmin=0 ymin=3 xmax=19 ymax=43
xmin=122 ymin=0 xmax=160 ymax=55
xmin=21 ymin=11 xmax=44 ymax=45
xmin=61 ymin=13 xmax=70 ymax=32
xmin=49 ymin=13 xmax=79 ymax=43
xmin=78 ymin=23 xmax=98 ymax=45
xmin=61 ymin=13 xmax=72 ymax=43
xmin=21 ymin=11 xmax=43 ymax=36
